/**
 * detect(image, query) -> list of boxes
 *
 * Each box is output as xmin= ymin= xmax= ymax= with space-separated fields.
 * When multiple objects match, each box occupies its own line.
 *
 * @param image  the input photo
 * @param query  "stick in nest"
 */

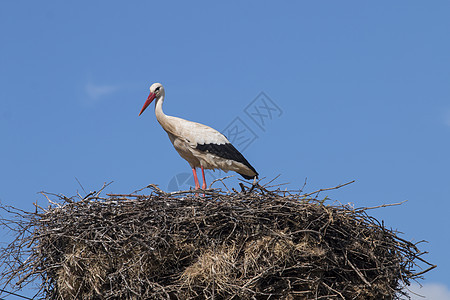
xmin=0 ymin=181 xmax=435 ymax=300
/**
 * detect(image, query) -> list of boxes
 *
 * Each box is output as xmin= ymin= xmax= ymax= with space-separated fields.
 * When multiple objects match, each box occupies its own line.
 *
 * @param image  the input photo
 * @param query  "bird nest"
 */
xmin=0 ymin=181 xmax=435 ymax=299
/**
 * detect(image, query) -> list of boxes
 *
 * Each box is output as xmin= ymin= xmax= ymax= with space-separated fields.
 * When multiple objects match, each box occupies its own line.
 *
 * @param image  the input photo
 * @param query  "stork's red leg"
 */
xmin=192 ymin=167 xmax=200 ymax=189
xmin=201 ymin=166 xmax=207 ymax=189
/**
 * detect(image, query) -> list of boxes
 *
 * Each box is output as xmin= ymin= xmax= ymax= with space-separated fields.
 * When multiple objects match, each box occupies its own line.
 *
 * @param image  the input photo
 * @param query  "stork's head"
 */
xmin=139 ymin=83 xmax=164 ymax=116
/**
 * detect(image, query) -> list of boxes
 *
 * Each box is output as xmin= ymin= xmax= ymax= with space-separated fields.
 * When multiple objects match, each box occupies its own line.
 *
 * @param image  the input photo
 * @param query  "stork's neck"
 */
xmin=154 ymin=93 xmax=169 ymax=126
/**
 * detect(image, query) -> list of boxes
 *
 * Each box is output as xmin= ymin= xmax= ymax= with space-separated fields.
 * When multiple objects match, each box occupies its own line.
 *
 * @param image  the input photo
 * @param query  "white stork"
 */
xmin=138 ymin=83 xmax=258 ymax=190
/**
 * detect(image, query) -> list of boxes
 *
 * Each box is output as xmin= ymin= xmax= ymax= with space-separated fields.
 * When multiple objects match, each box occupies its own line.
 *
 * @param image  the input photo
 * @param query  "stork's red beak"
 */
xmin=139 ymin=92 xmax=156 ymax=116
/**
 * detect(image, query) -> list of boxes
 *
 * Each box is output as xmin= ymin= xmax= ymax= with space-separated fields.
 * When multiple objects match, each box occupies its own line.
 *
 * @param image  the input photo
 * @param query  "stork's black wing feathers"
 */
xmin=196 ymin=143 xmax=258 ymax=179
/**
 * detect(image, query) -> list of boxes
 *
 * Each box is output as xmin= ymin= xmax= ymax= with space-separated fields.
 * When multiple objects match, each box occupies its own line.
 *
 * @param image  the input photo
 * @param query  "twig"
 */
xmin=356 ymin=200 xmax=408 ymax=211
xmin=302 ymin=180 xmax=355 ymax=198
xmin=413 ymin=265 xmax=437 ymax=277
xmin=210 ymin=176 xmax=234 ymax=192
xmin=106 ymin=194 xmax=145 ymax=198
xmin=75 ymin=177 xmax=86 ymax=194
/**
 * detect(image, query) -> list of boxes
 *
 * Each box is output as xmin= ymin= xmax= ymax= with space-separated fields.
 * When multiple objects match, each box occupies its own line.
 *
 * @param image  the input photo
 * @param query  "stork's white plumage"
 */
xmin=139 ymin=83 xmax=258 ymax=190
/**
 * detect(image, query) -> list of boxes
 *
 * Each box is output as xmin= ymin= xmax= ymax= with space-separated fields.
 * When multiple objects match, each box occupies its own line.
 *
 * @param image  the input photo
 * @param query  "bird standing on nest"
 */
xmin=138 ymin=83 xmax=258 ymax=190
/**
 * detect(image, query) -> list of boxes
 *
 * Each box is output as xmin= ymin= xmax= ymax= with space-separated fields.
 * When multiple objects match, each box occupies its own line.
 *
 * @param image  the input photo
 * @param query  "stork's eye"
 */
xmin=155 ymin=86 xmax=161 ymax=92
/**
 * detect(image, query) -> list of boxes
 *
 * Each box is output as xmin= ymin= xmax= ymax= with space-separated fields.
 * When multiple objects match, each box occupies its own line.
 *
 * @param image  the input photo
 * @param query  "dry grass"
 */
xmin=0 ymin=181 xmax=436 ymax=299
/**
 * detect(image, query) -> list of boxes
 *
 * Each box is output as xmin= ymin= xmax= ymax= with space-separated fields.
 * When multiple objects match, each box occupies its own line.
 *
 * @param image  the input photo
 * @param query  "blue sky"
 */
xmin=1 ymin=1 xmax=449 ymax=298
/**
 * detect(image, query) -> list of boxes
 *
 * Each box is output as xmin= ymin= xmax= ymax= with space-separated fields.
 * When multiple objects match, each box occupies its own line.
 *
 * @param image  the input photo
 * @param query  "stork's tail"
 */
xmin=238 ymin=173 xmax=258 ymax=180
